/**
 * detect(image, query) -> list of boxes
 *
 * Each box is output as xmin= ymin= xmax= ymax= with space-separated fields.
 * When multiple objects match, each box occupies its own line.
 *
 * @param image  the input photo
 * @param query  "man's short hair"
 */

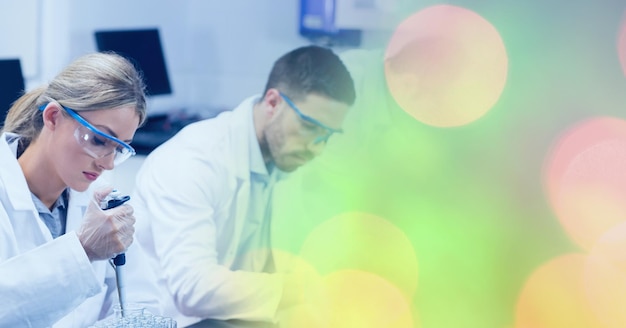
xmin=262 ymin=45 xmax=355 ymax=106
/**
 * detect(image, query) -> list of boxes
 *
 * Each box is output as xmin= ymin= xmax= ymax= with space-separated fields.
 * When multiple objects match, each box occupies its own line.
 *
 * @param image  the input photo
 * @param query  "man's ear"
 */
xmin=262 ymin=88 xmax=282 ymax=118
xmin=41 ymin=103 xmax=63 ymax=131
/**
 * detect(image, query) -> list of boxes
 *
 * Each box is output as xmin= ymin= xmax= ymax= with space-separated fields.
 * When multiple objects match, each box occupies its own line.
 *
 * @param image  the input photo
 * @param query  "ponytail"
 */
xmin=1 ymin=86 xmax=47 ymax=154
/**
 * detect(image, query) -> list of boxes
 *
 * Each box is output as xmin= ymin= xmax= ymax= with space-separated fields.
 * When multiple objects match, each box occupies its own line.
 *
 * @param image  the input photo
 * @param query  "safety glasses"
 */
xmin=39 ymin=103 xmax=136 ymax=165
xmin=279 ymin=92 xmax=343 ymax=144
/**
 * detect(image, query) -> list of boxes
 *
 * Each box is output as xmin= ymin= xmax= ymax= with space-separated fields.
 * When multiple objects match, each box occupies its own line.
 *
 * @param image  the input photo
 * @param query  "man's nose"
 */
xmin=307 ymin=138 xmax=327 ymax=157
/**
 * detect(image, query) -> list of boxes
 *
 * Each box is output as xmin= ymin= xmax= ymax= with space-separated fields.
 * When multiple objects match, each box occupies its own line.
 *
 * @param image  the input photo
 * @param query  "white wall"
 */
xmin=35 ymin=0 xmax=306 ymax=117
xmin=0 ymin=0 xmax=39 ymax=77
xmin=5 ymin=0 xmax=386 ymax=118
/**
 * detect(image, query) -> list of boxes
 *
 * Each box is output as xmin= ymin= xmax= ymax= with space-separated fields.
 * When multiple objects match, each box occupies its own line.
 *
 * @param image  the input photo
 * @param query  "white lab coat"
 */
xmin=131 ymin=96 xmax=283 ymax=327
xmin=0 ymin=132 xmax=160 ymax=328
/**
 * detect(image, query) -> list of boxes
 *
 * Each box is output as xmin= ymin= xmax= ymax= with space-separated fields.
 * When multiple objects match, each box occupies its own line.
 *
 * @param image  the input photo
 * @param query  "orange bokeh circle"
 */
xmin=543 ymin=116 xmax=626 ymax=251
xmin=384 ymin=4 xmax=508 ymax=127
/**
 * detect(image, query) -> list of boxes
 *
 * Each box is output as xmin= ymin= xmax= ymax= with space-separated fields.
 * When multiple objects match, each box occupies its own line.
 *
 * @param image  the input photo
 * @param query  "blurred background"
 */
xmin=2 ymin=0 xmax=626 ymax=327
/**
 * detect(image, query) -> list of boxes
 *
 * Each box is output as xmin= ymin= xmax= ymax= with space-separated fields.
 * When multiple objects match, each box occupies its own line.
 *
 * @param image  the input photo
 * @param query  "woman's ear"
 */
xmin=41 ymin=103 xmax=63 ymax=131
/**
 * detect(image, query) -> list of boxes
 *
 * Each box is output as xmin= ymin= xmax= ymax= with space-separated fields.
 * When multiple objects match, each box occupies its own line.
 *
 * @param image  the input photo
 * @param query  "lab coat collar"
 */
xmin=0 ymin=132 xmax=38 ymax=211
xmin=230 ymin=95 xmax=288 ymax=182
xmin=246 ymin=96 xmax=270 ymax=177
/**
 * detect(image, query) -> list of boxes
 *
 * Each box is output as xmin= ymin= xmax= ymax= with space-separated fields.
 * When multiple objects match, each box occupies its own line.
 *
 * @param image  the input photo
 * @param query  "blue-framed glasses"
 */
xmin=279 ymin=92 xmax=342 ymax=144
xmin=39 ymin=103 xmax=136 ymax=165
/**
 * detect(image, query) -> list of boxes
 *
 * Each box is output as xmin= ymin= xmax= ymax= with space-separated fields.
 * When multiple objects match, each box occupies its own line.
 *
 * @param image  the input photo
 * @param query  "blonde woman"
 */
xmin=0 ymin=52 xmax=150 ymax=327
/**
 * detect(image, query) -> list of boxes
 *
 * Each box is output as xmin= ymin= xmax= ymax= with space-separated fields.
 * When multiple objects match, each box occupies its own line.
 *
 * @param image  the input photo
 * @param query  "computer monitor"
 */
xmin=94 ymin=28 xmax=172 ymax=97
xmin=0 ymin=58 xmax=25 ymax=127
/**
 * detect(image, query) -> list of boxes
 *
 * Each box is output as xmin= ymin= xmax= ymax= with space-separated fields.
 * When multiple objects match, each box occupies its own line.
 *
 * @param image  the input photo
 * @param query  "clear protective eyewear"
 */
xmin=39 ymin=103 xmax=136 ymax=165
xmin=279 ymin=92 xmax=343 ymax=144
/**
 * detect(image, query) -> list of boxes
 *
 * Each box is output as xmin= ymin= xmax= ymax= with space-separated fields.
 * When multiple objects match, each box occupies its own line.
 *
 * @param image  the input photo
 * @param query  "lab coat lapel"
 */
xmin=65 ymin=189 xmax=90 ymax=233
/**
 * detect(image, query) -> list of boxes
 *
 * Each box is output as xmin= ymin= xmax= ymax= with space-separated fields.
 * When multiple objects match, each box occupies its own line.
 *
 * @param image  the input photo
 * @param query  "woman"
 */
xmin=0 ymin=52 xmax=148 ymax=327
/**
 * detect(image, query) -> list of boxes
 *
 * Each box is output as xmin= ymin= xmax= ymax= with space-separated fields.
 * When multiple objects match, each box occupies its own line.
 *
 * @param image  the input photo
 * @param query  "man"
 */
xmin=130 ymin=45 xmax=355 ymax=327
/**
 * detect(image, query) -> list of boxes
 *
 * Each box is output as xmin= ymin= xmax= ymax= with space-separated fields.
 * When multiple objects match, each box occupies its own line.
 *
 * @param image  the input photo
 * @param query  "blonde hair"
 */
xmin=1 ymin=52 xmax=147 ymax=153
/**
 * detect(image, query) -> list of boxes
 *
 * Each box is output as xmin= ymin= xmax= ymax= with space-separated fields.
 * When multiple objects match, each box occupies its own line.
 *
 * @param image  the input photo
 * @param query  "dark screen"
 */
xmin=95 ymin=28 xmax=172 ymax=96
xmin=0 ymin=59 xmax=25 ymax=127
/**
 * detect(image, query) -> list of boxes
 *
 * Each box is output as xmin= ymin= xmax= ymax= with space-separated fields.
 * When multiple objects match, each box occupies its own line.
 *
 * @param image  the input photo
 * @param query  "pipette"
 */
xmin=100 ymin=190 xmax=131 ymax=317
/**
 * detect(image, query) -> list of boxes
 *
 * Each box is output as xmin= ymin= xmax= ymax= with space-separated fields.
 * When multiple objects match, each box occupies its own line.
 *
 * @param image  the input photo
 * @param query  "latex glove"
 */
xmin=77 ymin=186 xmax=135 ymax=261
